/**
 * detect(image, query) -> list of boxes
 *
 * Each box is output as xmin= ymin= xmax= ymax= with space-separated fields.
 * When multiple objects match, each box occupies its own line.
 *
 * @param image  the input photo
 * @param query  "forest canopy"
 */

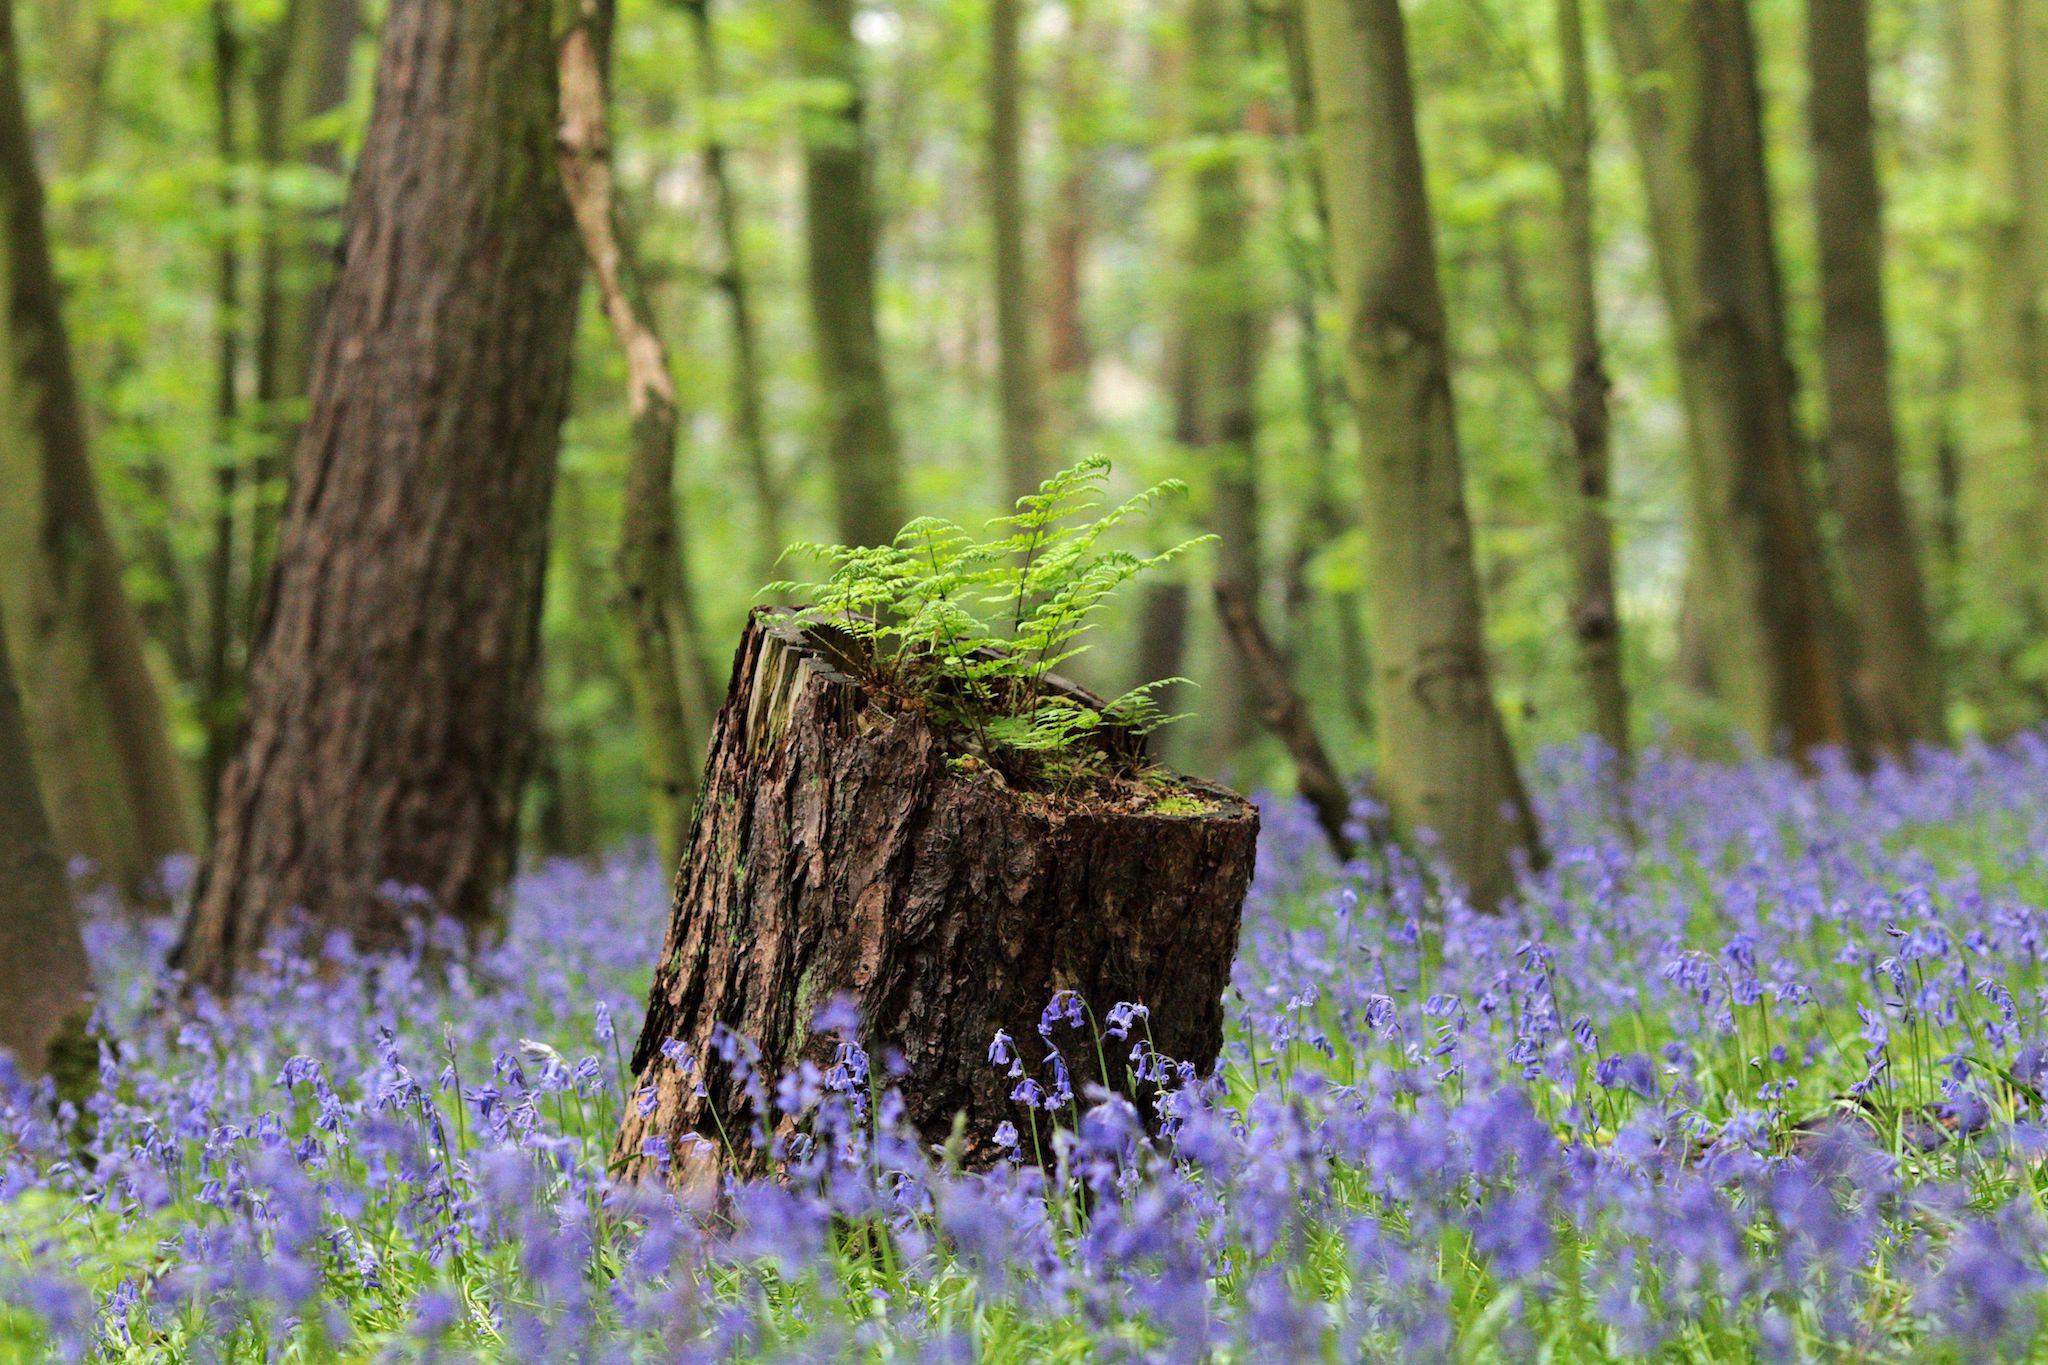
xmin=9 ymin=0 xmax=2025 ymax=873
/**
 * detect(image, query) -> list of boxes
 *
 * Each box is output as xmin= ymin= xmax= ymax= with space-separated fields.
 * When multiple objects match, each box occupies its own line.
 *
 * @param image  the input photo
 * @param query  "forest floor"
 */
xmin=3 ymin=737 xmax=2048 ymax=1359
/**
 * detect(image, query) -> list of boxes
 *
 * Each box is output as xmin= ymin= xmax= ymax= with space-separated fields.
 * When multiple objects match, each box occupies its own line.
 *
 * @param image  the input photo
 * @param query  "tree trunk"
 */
xmin=614 ymin=610 xmax=1257 ymax=1192
xmin=0 ymin=614 xmax=92 ymax=1079
xmin=799 ymin=0 xmax=905 ymax=548
xmin=1605 ymin=0 xmax=1851 ymax=757
xmin=203 ymin=0 xmax=246 ymax=837
xmin=247 ymin=0 xmax=362 ymax=633
xmin=987 ymin=0 xmax=1044 ymax=505
xmin=1553 ymin=0 xmax=1632 ymax=775
xmin=1182 ymin=0 xmax=1263 ymax=759
xmin=1043 ymin=0 xmax=1093 ymax=446
xmin=1960 ymin=0 xmax=2048 ymax=647
xmin=1805 ymin=0 xmax=1944 ymax=753
xmin=0 ymin=0 xmax=195 ymax=894
xmin=1267 ymin=0 xmax=1369 ymax=726
xmin=1301 ymin=0 xmax=1540 ymax=912
xmin=679 ymin=0 xmax=782 ymax=575
xmin=559 ymin=0 xmax=720 ymax=874
xmin=176 ymin=0 xmax=584 ymax=992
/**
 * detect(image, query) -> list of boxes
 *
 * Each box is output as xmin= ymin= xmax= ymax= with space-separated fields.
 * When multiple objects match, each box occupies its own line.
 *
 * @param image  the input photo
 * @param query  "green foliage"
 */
xmin=768 ymin=458 xmax=1211 ymax=781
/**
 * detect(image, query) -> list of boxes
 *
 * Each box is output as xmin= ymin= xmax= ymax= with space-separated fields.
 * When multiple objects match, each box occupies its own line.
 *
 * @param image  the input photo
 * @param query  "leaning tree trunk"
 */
xmin=559 ymin=0 xmax=721 ymax=873
xmin=0 ymin=613 xmax=92 ymax=1079
xmin=0 ymin=0 xmax=196 ymax=895
xmin=175 ymin=0 xmax=583 ymax=992
xmin=615 ymin=610 xmax=1258 ymax=1192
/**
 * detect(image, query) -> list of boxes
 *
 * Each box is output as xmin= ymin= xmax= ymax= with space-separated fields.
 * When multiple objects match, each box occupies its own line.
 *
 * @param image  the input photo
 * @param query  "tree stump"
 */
xmin=614 ymin=608 xmax=1258 ymax=1191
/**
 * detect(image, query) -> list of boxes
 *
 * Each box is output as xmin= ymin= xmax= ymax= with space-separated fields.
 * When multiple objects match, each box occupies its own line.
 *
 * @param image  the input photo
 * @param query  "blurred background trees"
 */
xmin=1 ymin=0 xmax=2039 ymax=926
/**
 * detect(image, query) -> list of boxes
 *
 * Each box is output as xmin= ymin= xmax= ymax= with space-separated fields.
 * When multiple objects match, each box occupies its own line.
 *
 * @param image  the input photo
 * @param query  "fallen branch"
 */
xmin=1212 ymin=582 xmax=1365 ymax=863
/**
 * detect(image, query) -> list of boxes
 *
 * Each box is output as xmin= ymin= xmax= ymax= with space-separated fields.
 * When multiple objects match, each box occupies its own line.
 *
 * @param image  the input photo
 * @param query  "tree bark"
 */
xmin=0 ymin=613 xmax=92 ymax=1078
xmin=0 ymin=0 xmax=196 ymax=894
xmin=614 ymin=611 xmax=1257 ymax=1192
xmin=799 ymin=0 xmax=905 ymax=548
xmin=176 ymin=0 xmax=584 ymax=991
xmin=559 ymin=0 xmax=721 ymax=874
xmin=1605 ymin=0 xmax=1852 ymax=757
xmin=1805 ymin=0 xmax=1944 ymax=753
xmin=677 ymin=0 xmax=783 ymax=575
xmin=1214 ymin=583 xmax=1358 ymax=862
xmin=1301 ymin=0 xmax=1541 ymax=912
xmin=987 ymin=0 xmax=1044 ymax=506
xmin=1552 ymin=0 xmax=1632 ymax=775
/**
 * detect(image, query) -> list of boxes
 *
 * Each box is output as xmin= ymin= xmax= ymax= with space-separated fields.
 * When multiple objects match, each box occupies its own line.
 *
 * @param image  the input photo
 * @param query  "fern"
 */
xmin=767 ymin=458 xmax=1212 ymax=781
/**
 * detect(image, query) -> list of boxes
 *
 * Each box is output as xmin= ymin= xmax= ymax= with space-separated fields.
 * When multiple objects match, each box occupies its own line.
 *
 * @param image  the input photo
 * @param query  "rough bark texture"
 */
xmin=0 ymin=0 xmax=196 ymax=893
xmin=1301 ymin=0 xmax=1541 ymax=911
xmin=1605 ymin=0 xmax=1852 ymax=757
xmin=615 ymin=612 xmax=1256 ymax=1191
xmin=987 ymin=0 xmax=1044 ymax=506
xmin=1553 ymin=0 xmax=1632 ymax=775
xmin=799 ymin=0 xmax=905 ymax=548
xmin=176 ymin=0 xmax=583 ymax=991
xmin=1805 ymin=0 xmax=1944 ymax=752
xmin=559 ymin=0 xmax=720 ymax=873
xmin=0 ymin=613 xmax=92 ymax=1077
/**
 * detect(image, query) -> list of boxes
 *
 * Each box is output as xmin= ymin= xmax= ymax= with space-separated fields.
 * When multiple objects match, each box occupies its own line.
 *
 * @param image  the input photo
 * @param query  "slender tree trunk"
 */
xmin=678 ymin=0 xmax=782 ymax=572
xmin=1552 ymin=0 xmax=1632 ymax=774
xmin=0 ymin=615 xmax=91 ymax=1078
xmin=1132 ymin=578 xmax=1190 ymax=768
xmin=537 ymin=475 xmax=610 ymax=859
xmin=203 ymin=0 xmax=245 ymax=837
xmin=248 ymin=0 xmax=362 ymax=634
xmin=1605 ymin=0 xmax=1851 ymax=757
xmin=1183 ymin=0 xmax=1262 ymax=758
xmin=1301 ymin=0 xmax=1541 ymax=911
xmin=559 ymin=0 xmax=720 ymax=873
xmin=176 ymin=0 xmax=584 ymax=991
xmin=1043 ymin=0 xmax=1092 ymax=445
xmin=1267 ymin=0 xmax=1369 ymax=725
xmin=0 ymin=0 xmax=195 ymax=894
xmin=1805 ymin=0 xmax=1944 ymax=752
xmin=1960 ymin=0 xmax=2048 ymax=641
xmin=799 ymin=0 xmax=905 ymax=547
xmin=987 ymin=0 xmax=1044 ymax=505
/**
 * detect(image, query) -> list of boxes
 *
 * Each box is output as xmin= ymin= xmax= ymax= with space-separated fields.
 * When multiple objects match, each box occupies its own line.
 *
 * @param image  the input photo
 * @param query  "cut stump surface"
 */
xmin=614 ymin=608 xmax=1258 ymax=1190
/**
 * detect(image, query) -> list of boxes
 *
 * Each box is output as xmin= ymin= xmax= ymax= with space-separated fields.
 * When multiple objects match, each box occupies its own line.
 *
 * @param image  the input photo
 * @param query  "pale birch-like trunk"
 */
xmin=1300 ymin=0 xmax=1541 ymax=910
